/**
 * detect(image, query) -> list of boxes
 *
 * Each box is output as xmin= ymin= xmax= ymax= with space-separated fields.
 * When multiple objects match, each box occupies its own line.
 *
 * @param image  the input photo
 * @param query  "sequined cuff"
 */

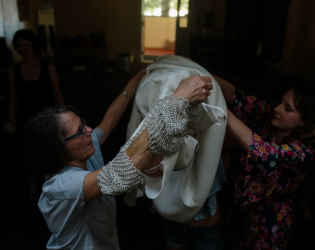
xmin=146 ymin=95 xmax=189 ymax=155
xmin=96 ymin=151 xmax=147 ymax=196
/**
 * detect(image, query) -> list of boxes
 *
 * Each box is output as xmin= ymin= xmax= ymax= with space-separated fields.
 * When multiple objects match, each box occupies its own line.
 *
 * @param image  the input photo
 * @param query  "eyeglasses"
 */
xmin=64 ymin=117 xmax=86 ymax=142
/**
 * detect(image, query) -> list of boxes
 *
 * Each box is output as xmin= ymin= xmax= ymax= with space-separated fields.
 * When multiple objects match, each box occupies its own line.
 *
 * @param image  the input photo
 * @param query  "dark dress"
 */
xmin=13 ymin=61 xmax=56 ymax=182
xmin=229 ymin=89 xmax=313 ymax=250
xmin=13 ymin=60 xmax=55 ymax=128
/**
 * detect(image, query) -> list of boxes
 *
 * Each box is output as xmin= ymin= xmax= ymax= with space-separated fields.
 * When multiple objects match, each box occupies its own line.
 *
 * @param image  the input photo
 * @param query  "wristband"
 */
xmin=121 ymin=90 xmax=131 ymax=101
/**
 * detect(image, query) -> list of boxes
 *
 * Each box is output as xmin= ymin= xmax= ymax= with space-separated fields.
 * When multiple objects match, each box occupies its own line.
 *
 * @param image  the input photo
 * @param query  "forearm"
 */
xmin=9 ymin=95 xmax=16 ymax=127
xmin=212 ymin=74 xmax=235 ymax=105
xmin=95 ymin=129 xmax=150 ymax=197
xmin=84 ymin=134 xmax=160 ymax=202
xmin=96 ymin=95 xmax=189 ymax=196
xmin=108 ymin=77 xmax=140 ymax=120
xmin=8 ymin=67 xmax=16 ymax=123
xmin=95 ymin=75 xmax=213 ymax=197
xmin=49 ymin=64 xmax=65 ymax=106
xmin=227 ymin=109 xmax=252 ymax=151
xmin=99 ymin=93 xmax=130 ymax=138
xmin=126 ymin=129 xmax=156 ymax=171
xmin=9 ymin=97 xmax=15 ymax=118
xmin=97 ymin=69 xmax=145 ymax=144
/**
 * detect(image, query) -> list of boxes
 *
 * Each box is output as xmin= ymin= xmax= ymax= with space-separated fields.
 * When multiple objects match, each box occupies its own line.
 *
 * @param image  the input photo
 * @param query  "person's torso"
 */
xmin=39 ymin=129 xmax=120 ymax=250
xmin=13 ymin=61 xmax=56 ymax=125
xmin=234 ymin=121 xmax=311 ymax=210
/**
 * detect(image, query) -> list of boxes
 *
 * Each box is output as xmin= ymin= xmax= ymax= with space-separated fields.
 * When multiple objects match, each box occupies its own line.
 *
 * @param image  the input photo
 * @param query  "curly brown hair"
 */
xmin=13 ymin=29 xmax=40 ymax=55
xmin=270 ymin=84 xmax=315 ymax=150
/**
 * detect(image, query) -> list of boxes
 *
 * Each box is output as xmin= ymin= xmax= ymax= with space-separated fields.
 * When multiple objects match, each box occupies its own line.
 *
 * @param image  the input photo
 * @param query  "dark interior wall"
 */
xmin=223 ymin=0 xmax=290 ymax=69
xmin=291 ymin=0 xmax=315 ymax=77
xmin=282 ymin=0 xmax=315 ymax=78
xmin=26 ymin=0 xmax=142 ymax=62
xmin=258 ymin=0 xmax=290 ymax=61
xmin=22 ymin=0 xmax=315 ymax=77
xmin=25 ymin=0 xmax=228 ymax=64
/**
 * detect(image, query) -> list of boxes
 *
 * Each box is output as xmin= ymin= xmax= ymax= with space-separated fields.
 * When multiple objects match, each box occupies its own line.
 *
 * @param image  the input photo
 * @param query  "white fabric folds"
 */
xmin=125 ymin=55 xmax=227 ymax=223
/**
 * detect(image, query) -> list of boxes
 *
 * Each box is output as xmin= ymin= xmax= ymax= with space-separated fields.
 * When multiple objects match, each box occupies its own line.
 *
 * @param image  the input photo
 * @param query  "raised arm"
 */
xmin=49 ymin=63 xmax=65 ymax=105
xmin=227 ymin=109 xmax=252 ymax=151
xmin=96 ymin=69 xmax=146 ymax=145
xmin=8 ymin=67 xmax=16 ymax=127
xmin=212 ymin=74 xmax=235 ymax=105
xmin=83 ymin=76 xmax=213 ymax=202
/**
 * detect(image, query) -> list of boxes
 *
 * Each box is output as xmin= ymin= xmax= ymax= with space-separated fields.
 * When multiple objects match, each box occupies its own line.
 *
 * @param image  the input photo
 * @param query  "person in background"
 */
xmin=214 ymin=74 xmax=314 ymax=250
xmin=8 ymin=29 xmax=64 ymax=200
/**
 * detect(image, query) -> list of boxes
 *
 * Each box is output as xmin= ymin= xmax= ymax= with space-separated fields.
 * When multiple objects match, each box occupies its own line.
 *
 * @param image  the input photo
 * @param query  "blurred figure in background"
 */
xmin=8 ymin=29 xmax=64 ymax=200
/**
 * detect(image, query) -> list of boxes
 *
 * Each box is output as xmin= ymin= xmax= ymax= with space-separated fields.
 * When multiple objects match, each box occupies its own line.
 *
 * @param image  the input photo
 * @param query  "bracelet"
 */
xmin=121 ymin=89 xmax=131 ymax=101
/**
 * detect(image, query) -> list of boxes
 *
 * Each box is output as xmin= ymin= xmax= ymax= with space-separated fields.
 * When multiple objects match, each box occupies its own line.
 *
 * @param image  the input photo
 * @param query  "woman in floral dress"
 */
xmin=213 ymin=74 xmax=315 ymax=249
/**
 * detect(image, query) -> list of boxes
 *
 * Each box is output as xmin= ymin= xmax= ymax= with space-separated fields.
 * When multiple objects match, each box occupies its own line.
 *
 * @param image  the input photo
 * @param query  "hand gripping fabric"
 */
xmin=97 ymin=95 xmax=189 ymax=196
xmin=126 ymin=55 xmax=227 ymax=223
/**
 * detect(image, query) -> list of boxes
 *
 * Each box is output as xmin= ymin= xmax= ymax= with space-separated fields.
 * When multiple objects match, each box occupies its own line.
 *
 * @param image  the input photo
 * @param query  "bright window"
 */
xmin=143 ymin=0 xmax=189 ymax=17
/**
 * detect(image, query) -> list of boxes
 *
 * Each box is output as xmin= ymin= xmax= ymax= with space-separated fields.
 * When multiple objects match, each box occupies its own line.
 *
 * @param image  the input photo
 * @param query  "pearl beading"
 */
xmin=96 ymin=95 xmax=189 ymax=196
xmin=146 ymin=96 xmax=189 ymax=155
xmin=96 ymin=150 xmax=147 ymax=196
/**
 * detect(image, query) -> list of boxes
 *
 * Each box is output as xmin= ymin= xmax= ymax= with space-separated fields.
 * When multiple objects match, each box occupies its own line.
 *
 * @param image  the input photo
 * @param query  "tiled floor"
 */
xmin=144 ymin=48 xmax=174 ymax=56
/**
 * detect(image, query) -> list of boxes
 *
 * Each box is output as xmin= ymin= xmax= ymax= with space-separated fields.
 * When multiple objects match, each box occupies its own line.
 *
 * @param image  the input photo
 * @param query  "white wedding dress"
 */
xmin=125 ymin=55 xmax=227 ymax=223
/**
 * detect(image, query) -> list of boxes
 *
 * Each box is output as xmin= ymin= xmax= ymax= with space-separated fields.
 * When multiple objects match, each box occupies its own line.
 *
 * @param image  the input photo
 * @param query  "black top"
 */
xmin=13 ymin=61 xmax=55 ymax=127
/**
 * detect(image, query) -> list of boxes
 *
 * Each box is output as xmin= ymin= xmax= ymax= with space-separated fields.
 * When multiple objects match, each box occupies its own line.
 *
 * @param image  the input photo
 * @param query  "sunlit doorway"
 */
xmin=37 ymin=3 xmax=56 ymax=62
xmin=141 ymin=0 xmax=189 ymax=62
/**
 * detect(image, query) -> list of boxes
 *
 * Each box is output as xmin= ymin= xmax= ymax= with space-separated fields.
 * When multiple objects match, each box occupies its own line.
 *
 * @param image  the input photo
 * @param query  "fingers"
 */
xmin=191 ymin=76 xmax=213 ymax=104
xmin=173 ymin=75 xmax=214 ymax=105
xmin=194 ymin=76 xmax=213 ymax=96
xmin=198 ymin=76 xmax=213 ymax=90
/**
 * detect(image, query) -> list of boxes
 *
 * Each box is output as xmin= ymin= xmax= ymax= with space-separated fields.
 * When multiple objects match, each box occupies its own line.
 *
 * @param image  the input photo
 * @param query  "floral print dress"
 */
xmin=231 ymin=89 xmax=313 ymax=250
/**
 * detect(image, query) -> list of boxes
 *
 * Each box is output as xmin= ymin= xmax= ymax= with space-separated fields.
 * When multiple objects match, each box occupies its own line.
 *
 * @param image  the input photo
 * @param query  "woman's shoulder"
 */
xmin=43 ymin=168 xmax=89 ymax=200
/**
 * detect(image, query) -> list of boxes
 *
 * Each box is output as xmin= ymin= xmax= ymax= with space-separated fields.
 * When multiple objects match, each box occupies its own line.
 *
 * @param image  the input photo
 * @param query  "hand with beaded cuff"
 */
xmin=173 ymin=75 xmax=213 ymax=105
xmin=96 ymin=75 xmax=213 ymax=196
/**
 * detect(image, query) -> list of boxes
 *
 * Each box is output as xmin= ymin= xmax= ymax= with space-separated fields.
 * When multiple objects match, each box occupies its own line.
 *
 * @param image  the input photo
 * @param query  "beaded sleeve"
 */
xmin=96 ymin=150 xmax=147 ymax=196
xmin=146 ymin=96 xmax=189 ymax=155
xmin=96 ymin=95 xmax=189 ymax=196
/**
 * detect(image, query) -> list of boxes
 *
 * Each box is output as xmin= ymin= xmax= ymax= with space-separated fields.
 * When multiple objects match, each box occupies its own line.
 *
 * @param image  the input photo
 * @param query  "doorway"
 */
xmin=36 ymin=3 xmax=56 ymax=62
xmin=141 ymin=0 xmax=189 ymax=62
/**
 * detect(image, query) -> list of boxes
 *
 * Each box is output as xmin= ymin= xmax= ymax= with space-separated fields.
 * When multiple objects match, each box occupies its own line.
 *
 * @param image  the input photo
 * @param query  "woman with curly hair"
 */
xmin=214 ymin=74 xmax=315 ymax=250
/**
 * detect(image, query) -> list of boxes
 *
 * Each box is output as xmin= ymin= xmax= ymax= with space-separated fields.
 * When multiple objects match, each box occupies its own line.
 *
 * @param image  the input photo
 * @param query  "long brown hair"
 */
xmin=270 ymin=85 xmax=315 ymax=149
